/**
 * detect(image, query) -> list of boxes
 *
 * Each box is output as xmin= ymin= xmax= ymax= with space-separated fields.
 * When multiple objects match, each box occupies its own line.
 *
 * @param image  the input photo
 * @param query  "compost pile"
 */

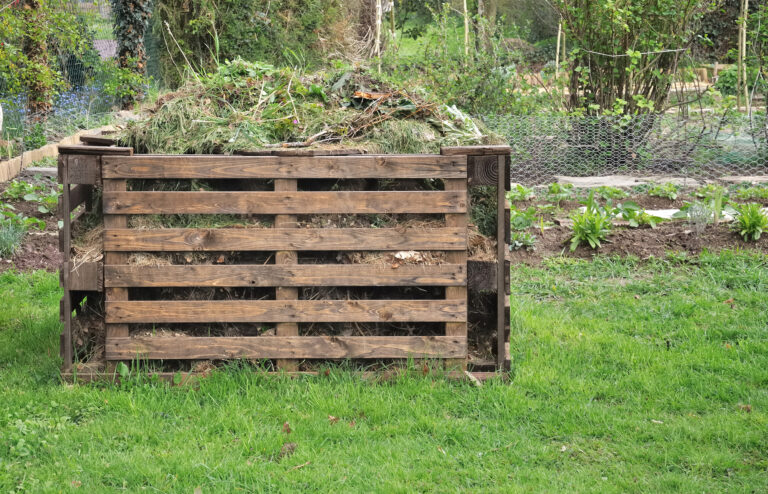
xmin=121 ymin=58 xmax=504 ymax=154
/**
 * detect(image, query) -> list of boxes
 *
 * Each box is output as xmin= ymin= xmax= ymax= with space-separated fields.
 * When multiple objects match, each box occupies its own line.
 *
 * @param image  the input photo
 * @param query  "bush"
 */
xmin=732 ymin=203 xmax=768 ymax=241
xmin=714 ymin=66 xmax=768 ymax=96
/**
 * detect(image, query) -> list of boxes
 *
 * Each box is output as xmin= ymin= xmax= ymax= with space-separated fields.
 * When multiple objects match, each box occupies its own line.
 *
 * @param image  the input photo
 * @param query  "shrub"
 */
xmin=732 ymin=203 xmax=768 ymax=241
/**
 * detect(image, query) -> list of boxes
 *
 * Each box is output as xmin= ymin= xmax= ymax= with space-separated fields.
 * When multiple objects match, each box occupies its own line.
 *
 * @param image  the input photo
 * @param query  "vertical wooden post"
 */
xmin=60 ymin=154 xmax=73 ymax=372
xmin=496 ymin=154 xmax=507 ymax=371
xmin=445 ymin=178 xmax=468 ymax=371
xmin=275 ymin=178 xmax=299 ymax=372
xmin=104 ymin=176 xmax=129 ymax=372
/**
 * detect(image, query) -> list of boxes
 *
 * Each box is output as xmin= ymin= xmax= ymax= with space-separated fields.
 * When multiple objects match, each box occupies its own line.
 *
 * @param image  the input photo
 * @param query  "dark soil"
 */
xmin=0 ymin=170 xmax=62 ymax=273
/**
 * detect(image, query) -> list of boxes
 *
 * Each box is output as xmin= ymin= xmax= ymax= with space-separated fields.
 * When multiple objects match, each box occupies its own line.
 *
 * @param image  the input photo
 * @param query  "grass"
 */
xmin=1 ymin=251 xmax=767 ymax=491
xmin=0 ymin=223 xmax=26 ymax=258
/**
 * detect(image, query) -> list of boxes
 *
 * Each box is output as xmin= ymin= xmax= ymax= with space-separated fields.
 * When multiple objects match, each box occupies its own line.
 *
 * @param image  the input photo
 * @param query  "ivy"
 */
xmin=110 ymin=0 xmax=153 ymax=108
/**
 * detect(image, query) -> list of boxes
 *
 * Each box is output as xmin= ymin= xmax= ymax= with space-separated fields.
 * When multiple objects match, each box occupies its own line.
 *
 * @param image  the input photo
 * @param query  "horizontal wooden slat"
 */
xmin=105 ymin=264 xmax=466 ymax=287
xmin=107 ymin=299 xmax=466 ymax=323
xmin=103 ymin=191 xmax=466 ymax=214
xmin=102 ymin=155 xmax=467 ymax=179
xmin=58 ymin=145 xmax=133 ymax=155
xmin=440 ymin=145 xmax=511 ymax=156
xmin=63 ymin=262 xmax=103 ymax=291
xmin=104 ymin=227 xmax=466 ymax=251
xmin=80 ymin=134 xmax=118 ymax=146
xmin=59 ymin=184 xmax=91 ymax=214
xmin=105 ymin=335 xmax=467 ymax=360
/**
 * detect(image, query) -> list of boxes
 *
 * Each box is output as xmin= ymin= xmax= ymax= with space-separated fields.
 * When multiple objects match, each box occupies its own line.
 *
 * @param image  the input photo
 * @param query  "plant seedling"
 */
xmin=732 ymin=203 xmax=768 ymax=241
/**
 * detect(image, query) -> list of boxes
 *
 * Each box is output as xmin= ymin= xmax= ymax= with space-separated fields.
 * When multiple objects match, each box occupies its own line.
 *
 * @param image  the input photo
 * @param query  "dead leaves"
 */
xmin=282 ymin=421 xmax=292 ymax=434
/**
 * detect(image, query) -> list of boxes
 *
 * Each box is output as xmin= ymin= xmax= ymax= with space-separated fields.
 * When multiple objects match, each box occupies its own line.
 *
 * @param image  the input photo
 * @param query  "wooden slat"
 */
xmin=105 ymin=264 xmax=467 ymax=287
xmin=58 ymin=145 xmax=133 ymax=155
xmin=103 ymin=178 xmax=130 ymax=370
xmin=235 ymin=148 xmax=365 ymax=157
xmin=66 ymin=262 xmax=103 ymax=291
xmin=102 ymin=191 xmax=466 ymax=215
xmin=64 ymin=154 xmax=101 ymax=185
xmin=106 ymin=336 xmax=467 ymax=360
xmin=496 ymin=155 xmax=507 ymax=370
xmin=103 ymin=228 xmax=466 ymax=252
xmin=275 ymin=178 xmax=299 ymax=372
xmin=440 ymin=145 xmax=511 ymax=156
xmin=102 ymin=155 xmax=467 ymax=179
xmin=80 ymin=134 xmax=118 ymax=146
xmin=59 ymin=184 xmax=91 ymax=214
xmin=59 ymin=155 xmax=73 ymax=371
xmin=106 ymin=300 xmax=466 ymax=323
xmin=444 ymin=178 xmax=468 ymax=371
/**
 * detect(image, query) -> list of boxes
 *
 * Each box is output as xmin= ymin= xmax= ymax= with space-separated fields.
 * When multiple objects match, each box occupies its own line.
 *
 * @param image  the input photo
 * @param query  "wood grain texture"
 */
xmin=58 ymin=145 xmax=133 ymax=155
xmin=105 ymin=336 xmax=467 ymax=360
xmin=102 ymin=191 xmax=467 ymax=215
xmin=496 ymin=155 xmax=507 ymax=370
xmin=65 ymin=154 xmax=101 ymax=185
xmin=104 ymin=264 xmax=467 ymax=287
xmin=79 ymin=134 xmax=118 ymax=146
xmin=102 ymin=155 xmax=467 ymax=179
xmin=440 ymin=145 xmax=511 ymax=156
xmin=235 ymin=148 xmax=364 ymax=157
xmin=103 ymin=227 xmax=467 ymax=251
xmin=66 ymin=262 xmax=103 ymax=291
xmin=103 ymin=179 xmax=130 ymax=354
xmin=444 ymin=178 xmax=468 ymax=370
xmin=106 ymin=300 xmax=467 ymax=323
xmin=274 ymin=178 xmax=299 ymax=371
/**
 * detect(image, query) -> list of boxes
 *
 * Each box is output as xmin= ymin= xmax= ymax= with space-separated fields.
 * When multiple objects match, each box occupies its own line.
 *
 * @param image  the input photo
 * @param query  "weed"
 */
xmin=506 ymin=184 xmax=535 ymax=202
xmin=0 ymin=222 xmax=25 ymax=257
xmin=648 ymin=182 xmax=680 ymax=200
xmin=732 ymin=203 xmax=768 ymax=241
xmin=510 ymin=231 xmax=536 ymax=251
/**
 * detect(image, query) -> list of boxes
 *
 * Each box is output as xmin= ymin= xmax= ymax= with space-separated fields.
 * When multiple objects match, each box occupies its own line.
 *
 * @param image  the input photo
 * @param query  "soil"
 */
xmin=0 ymin=170 xmax=62 ymax=273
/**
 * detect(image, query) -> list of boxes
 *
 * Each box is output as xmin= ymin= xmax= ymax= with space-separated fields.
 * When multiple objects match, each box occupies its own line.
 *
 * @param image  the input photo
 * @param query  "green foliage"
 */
xmin=732 ymin=203 xmax=768 ymax=241
xmin=0 ymin=222 xmax=25 ymax=258
xmin=1 ymin=203 xmax=46 ymax=231
xmin=152 ymin=0 xmax=343 ymax=87
xmin=110 ymin=0 xmax=152 ymax=107
xmin=648 ymin=182 xmax=680 ymax=200
xmin=22 ymin=123 xmax=47 ymax=150
xmin=2 ymin=178 xmax=61 ymax=215
xmin=735 ymin=184 xmax=768 ymax=200
xmin=510 ymin=206 xmax=537 ymax=231
xmin=545 ymin=182 xmax=574 ymax=204
xmin=506 ymin=184 xmax=535 ymax=202
xmin=570 ymin=190 xmax=613 ymax=250
xmin=553 ymin=0 xmax=713 ymax=113
xmin=714 ymin=65 xmax=768 ymax=96
xmin=693 ymin=184 xmax=729 ymax=202
xmin=612 ymin=201 xmax=664 ymax=228
xmin=470 ymin=187 xmax=497 ymax=238
xmin=99 ymin=58 xmax=149 ymax=105
xmin=510 ymin=231 xmax=537 ymax=251
xmin=594 ymin=185 xmax=628 ymax=201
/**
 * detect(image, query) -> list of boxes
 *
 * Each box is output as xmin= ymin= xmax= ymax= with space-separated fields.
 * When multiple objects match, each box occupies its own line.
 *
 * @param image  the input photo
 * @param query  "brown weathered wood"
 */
xmin=58 ymin=145 xmax=133 ymax=155
xmin=102 ymin=191 xmax=466 ymax=215
xmin=80 ymin=134 xmax=118 ymax=146
xmin=60 ymin=184 xmax=91 ymax=214
xmin=59 ymin=154 xmax=73 ymax=371
xmin=102 ymin=155 xmax=467 ymax=179
xmin=467 ymin=260 xmax=497 ymax=291
xmin=440 ymin=145 xmax=511 ymax=156
xmin=444 ymin=178 xmax=468 ymax=370
xmin=467 ymin=155 xmax=500 ymax=186
xmin=103 ymin=179 xmax=130 ymax=366
xmin=65 ymin=154 xmax=101 ymax=185
xmin=106 ymin=300 xmax=467 ymax=324
xmin=105 ymin=264 xmax=467 ymax=287
xmin=505 ymin=199 xmax=511 ymax=244
xmin=274 ymin=178 xmax=299 ymax=372
xmin=235 ymin=149 xmax=365 ymax=157
xmin=496 ymin=155 xmax=507 ymax=370
xmin=106 ymin=336 xmax=467 ymax=360
xmin=103 ymin=228 xmax=466 ymax=252
xmin=66 ymin=262 xmax=103 ymax=291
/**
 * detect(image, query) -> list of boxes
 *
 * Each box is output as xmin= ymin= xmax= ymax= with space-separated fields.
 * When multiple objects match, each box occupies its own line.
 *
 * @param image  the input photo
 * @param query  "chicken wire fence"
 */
xmin=0 ymin=0 xmax=118 ymax=157
xmin=486 ymin=113 xmax=768 ymax=186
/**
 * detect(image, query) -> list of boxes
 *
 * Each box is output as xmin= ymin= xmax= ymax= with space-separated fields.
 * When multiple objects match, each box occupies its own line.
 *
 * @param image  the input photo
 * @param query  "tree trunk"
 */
xmin=21 ymin=0 xmax=53 ymax=119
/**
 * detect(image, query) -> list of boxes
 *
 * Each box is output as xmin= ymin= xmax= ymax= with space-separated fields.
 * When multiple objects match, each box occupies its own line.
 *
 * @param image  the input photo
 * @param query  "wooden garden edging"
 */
xmin=59 ymin=136 xmax=511 ymax=381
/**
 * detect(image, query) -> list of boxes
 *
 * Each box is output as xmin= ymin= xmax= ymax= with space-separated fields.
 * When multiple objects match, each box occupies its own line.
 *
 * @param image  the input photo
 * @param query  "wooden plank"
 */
xmin=58 ymin=145 xmax=133 ymax=155
xmin=444 ymin=178 xmax=468 ymax=371
xmin=106 ymin=336 xmax=467 ymax=360
xmin=80 ymin=134 xmax=118 ymax=146
xmin=60 ymin=153 xmax=73 ymax=372
xmin=65 ymin=154 xmax=101 ymax=185
xmin=467 ymin=155 xmax=500 ymax=186
xmin=496 ymin=155 xmax=507 ymax=370
xmin=67 ymin=262 xmax=103 ymax=291
xmin=59 ymin=184 xmax=91 ymax=214
xmin=102 ymin=155 xmax=467 ymax=179
xmin=102 ymin=191 xmax=467 ymax=215
xmin=440 ymin=145 xmax=511 ymax=156
xmin=105 ymin=264 xmax=467 ymax=287
xmin=103 ymin=227 xmax=467 ymax=252
xmin=106 ymin=299 xmax=466 ymax=324
xmin=103 ymin=179 xmax=130 ymax=368
xmin=274 ymin=178 xmax=299 ymax=372
xmin=235 ymin=149 xmax=364 ymax=157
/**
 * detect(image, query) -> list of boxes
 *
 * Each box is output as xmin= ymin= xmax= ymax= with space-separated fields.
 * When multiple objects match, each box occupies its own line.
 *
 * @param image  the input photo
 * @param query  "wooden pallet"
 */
xmin=59 ymin=141 xmax=512 ymax=374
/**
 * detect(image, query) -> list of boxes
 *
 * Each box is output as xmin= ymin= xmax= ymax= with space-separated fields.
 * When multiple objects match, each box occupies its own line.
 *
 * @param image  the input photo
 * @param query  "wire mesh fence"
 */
xmin=486 ymin=113 xmax=768 ymax=186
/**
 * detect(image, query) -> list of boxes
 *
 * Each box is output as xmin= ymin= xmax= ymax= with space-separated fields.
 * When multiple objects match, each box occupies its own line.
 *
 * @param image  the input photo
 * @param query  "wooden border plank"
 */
xmin=59 ymin=154 xmax=73 ymax=372
xmin=59 ymin=145 xmax=133 ymax=155
xmin=104 ymin=264 xmax=467 ymax=287
xmin=103 ymin=177 xmax=130 ymax=369
xmin=496 ymin=155 xmax=507 ymax=370
xmin=102 ymin=191 xmax=466 ymax=215
xmin=102 ymin=155 xmax=467 ymax=179
xmin=106 ymin=300 xmax=466 ymax=324
xmin=440 ymin=145 xmax=511 ymax=156
xmin=106 ymin=336 xmax=467 ymax=360
xmin=103 ymin=227 xmax=467 ymax=252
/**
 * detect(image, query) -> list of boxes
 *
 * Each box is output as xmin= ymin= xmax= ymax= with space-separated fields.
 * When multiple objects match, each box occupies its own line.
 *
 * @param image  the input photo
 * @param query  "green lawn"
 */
xmin=1 ymin=251 xmax=767 ymax=492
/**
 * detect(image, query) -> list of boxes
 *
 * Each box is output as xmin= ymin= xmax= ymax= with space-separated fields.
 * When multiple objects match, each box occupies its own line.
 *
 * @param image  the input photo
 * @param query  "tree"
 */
xmin=554 ymin=0 xmax=713 ymax=115
xmin=110 ymin=0 xmax=153 ymax=109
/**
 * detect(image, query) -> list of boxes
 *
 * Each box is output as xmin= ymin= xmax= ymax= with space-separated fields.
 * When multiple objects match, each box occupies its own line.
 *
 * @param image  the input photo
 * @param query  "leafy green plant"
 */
xmin=732 ymin=203 xmax=768 ymax=241
xmin=648 ymin=182 xmax=680 ymax=200
xmin=1 ymin=204 xmax=46 ymax=231
xmin=510 ymin=207 xmax=537 ymax=231
xmin=594 ymin=186 xmax=628 ymax=201
xmin=510 ymin=232 xmax=537 ymax=251
xmin=2 ymin=179 xmax=61 ymax=214
xmin=735 ymin=185 xmax=768 ymax=201
xmin=545 ymin=183 xmax=574 ymax=204
xmin=693 ymin=184 xmax=729 ymax=202
xmin=569 ymin=191 xmax=613 ymax=251
xmin=612 ymin=201 xmax=664 ymax=228
xmin=506 ymin=184 xmax=535 ymax=202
